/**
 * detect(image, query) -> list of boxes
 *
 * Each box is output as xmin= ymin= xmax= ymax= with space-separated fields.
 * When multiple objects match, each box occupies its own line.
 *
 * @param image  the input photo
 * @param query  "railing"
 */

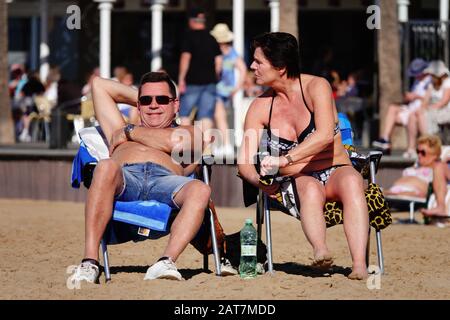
xmin=400 ymin=20 xmax=450 ymax=90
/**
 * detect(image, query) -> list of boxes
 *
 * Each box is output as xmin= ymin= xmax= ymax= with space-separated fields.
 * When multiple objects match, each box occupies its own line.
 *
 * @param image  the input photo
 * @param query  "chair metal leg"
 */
xmin=101 ymin=239 xmax=111 ymax=283
xmin=203 ymin=253 xmax=208 ymax=272
xmin=256 ymin=191 xmax=264 ymax=240
xmin=208 ymin=207 xmax=221 ymax=276
xmin=263 ymin=194 xmax=274 ymax=274
xmin=368 ymin=152 xmax=385 ymax=275
xmin=202 ymin=164 xmax=221 ymax=276
xmin=376 ymin=230 xmax=385 ymax=274
xmin=366 ymin=228 xmax=371 ymax=268
xmin=409 ymin=201 xmax=415 ymax=223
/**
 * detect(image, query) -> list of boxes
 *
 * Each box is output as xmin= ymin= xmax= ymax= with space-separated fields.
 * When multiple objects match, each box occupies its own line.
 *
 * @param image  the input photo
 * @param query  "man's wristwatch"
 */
xmin=124 ymin=124 xmax=135 ymax=141
xmin=285 ymin=153 xmax=294 ymax=165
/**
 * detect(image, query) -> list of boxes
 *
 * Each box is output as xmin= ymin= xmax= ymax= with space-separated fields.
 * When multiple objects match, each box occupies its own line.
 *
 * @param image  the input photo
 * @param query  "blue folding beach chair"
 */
xmin=71 ymin=126 xmax=222 ymax=282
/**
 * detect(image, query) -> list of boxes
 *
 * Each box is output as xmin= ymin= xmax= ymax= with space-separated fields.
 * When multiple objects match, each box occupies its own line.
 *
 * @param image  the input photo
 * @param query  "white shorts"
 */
xmin=397 ymin=101 xmax=421 ymax=126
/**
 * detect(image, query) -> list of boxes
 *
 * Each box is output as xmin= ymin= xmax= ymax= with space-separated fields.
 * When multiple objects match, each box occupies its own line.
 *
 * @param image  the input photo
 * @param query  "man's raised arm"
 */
xmin=91 ymin=76 xmax=138 ymax=142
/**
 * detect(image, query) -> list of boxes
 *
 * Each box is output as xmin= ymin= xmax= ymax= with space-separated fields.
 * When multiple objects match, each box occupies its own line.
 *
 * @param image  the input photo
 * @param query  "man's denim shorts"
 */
xmin=179 ymin=84 xmax=216 ymax=120
xmin=115 ymin=162 xmax=194 ymax=209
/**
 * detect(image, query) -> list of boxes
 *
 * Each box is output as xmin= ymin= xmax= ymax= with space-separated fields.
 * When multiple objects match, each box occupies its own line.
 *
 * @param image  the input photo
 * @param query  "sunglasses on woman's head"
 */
xmin=138 ymin=95 xmax=174 ymax=105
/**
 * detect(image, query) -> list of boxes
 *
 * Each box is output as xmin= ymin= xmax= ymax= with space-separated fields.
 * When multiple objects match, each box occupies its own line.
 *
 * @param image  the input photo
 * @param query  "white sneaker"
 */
xmin=71 ymin=260 xmax=100 ymax=284
xmin=144 ymin=258 xmax=183 ymax=281
xmin=18 ymin=129 xmax=31 ymax=142
xmin=220 ymin=258 xmax=238 ymax=276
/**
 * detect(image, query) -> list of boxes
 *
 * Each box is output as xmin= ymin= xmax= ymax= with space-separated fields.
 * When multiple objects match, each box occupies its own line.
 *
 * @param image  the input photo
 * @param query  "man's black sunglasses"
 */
xmin=138 ymin=95 xmax=175 ymax=105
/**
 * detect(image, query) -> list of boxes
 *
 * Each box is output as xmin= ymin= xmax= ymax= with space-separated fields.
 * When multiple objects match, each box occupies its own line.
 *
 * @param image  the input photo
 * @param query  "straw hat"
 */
xmin=423 ymin=60 xmax=450 ymax=77
xmin=210 ymin=23 xmax=234 ymax=43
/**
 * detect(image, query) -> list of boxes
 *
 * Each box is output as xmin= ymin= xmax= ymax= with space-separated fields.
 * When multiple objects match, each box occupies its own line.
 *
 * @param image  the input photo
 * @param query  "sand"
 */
xmin=0 ymin=199 xmax=449 ymax=300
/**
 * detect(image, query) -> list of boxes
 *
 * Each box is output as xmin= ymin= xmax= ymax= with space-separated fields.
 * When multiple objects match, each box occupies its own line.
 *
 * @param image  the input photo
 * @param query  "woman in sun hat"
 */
xmin=210 ymin=23 xmax=247 ymax=157
xmin=415 ymin=60 xmax=450 ymax=136
xmin=372 ymin=58 xmax=431 ymax=158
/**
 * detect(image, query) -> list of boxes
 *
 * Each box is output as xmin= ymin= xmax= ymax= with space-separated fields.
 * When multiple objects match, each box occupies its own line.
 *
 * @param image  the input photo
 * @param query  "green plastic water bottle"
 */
xmin=239 ymin=218 xmax=257 ymax=279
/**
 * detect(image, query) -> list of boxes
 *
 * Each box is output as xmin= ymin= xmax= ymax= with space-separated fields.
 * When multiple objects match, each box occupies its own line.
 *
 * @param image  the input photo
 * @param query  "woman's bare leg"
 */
xmin=406 ymin=113 xmax=419 ymax=151
xmin=421 ymin=162 xmax=448 ymax=217
xmin=415 ymin=109 xmax=428 ymax=135
xmin=325 ymin=166 xmax=369 ymax=280
xmin=381 ymin=104 xmax=401 ymax=140
xmin=214 ymin=99 xmax=231 ymax=147
xmin=294 ymin=176 xmax=331 ymax=263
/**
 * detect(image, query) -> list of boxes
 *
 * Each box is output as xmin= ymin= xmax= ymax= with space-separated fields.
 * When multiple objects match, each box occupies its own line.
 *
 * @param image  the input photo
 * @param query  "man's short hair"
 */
xmin=188 ymin=7 xmax=206 ymax=23
xmin=138 ymin=71 xmax=177 ymax=99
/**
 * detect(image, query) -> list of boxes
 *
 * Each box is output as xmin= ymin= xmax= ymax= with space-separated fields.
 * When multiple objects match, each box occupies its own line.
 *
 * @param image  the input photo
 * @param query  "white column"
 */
xmin=441 ymin=0 xmax=449 ymax=22
xmin=151 ymin=1 xmax=166 ymax=71
xmin=39 ymin=0 xmax=49 ymax=83
xmin=269 ymin=0 xmax=279 ymax=32
xmin=441 ymin=0 xmax=449 ymax=65
xmin=95 ymin=0 xmax=115 ymax=78
xmin=233 ymin=0 xmax=245 ymax=148
xmin=397 ymin=0 xmax=410 ymax=23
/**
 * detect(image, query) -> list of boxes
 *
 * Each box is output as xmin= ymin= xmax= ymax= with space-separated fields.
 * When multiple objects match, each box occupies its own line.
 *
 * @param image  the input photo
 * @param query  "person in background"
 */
xmin=372 ymin=58 xmax=431 ymax=158
xmin=44 ymin=66 xmax=61 ymax=108
xmin=178 ymin=8 xmax=222 ymax=143
xmin=17 ymin=71 xmax=46 ymax=142
xmin=415 ymin=60 xmax=450 ymax=139
xmin=336 ymin=72 xmax=359 ymax=99
xmin=385 ymin=135 xmax=448 ymax=218
xmin=82 ymin=67 xmax=100 ymax=97
xmin=210 ymin=23 xmax=247 ymax=158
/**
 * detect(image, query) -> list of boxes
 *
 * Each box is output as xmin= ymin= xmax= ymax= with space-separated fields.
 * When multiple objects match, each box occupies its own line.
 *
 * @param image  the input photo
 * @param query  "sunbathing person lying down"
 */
xmin=386 ymin=134 xmax=448 ymax=217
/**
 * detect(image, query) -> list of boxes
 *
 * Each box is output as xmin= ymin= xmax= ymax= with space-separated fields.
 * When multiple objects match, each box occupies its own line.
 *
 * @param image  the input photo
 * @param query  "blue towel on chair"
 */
xmin=338 ymin=112 xmax=354 ymax=146
xmin=71 ymin=142 xmax=97 ymax=188
xmin=113 ymin=200 xmax=172 ymax=232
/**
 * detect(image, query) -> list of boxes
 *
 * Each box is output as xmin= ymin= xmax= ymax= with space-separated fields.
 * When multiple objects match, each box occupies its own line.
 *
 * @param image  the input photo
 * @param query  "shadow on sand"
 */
xmin=273 ymin=262 xmax=352 ymax=278
xmin=109 ymin=265 xmax=210 ymax=280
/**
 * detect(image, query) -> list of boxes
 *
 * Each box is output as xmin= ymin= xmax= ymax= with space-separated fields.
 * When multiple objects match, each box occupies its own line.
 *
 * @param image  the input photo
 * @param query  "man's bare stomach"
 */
xmin=110 ymin=142 xmax=183 ymax=176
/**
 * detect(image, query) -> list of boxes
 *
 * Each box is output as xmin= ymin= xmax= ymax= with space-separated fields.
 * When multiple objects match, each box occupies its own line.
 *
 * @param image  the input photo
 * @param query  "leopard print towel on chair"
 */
xmin=324 ymin=183 xmax=392 ymax=231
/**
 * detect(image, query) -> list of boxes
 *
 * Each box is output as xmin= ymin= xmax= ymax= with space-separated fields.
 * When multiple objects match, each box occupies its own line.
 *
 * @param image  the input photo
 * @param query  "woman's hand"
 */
xmin=260 ymin=155 xmax=288 ymax=176
xmin=258 ymin=181 xmax=281 ymax=199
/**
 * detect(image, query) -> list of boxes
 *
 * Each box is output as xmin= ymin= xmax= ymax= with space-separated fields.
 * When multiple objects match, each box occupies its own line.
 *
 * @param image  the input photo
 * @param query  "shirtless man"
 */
xmin=72 ymin=72 xmax=210 ymax=283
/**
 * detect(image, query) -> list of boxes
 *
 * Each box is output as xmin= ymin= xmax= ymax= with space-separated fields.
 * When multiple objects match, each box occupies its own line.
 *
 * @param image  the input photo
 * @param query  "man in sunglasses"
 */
xmin=72 ymin=71 xmax=211 ymax=284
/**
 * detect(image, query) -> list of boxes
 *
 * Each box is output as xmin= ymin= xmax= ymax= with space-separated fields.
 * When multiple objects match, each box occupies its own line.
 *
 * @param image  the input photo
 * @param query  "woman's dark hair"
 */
xmin=251 ymin=32 xmax=301 ymax=79
xmin=138 ymin=71 xmax=177 ymax=98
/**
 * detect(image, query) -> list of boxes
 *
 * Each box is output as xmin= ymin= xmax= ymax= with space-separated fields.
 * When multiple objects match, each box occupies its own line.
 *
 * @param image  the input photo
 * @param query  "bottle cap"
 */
xmin=245 ymin=218 xmax=253 ymax=224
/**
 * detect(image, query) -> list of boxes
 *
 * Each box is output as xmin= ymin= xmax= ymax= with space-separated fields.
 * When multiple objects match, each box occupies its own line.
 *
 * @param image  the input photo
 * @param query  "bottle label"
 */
xmin=241 ymin=245 xmax=256 ymax=256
